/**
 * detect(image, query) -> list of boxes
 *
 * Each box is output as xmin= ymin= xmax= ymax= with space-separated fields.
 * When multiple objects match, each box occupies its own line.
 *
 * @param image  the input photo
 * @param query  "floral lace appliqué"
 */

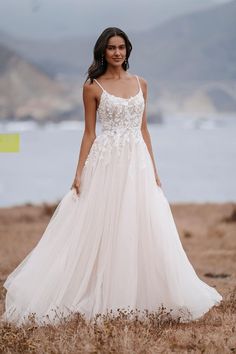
xmin=84 ymin=89 xmax=146 ymax=168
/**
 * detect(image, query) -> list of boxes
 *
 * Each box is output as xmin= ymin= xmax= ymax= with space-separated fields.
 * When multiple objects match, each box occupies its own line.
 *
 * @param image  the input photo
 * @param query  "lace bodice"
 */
xmin=84 ymin=75 xmax=146 ymax=168
xmin=95 ymin=75 xmax=145 ymax=134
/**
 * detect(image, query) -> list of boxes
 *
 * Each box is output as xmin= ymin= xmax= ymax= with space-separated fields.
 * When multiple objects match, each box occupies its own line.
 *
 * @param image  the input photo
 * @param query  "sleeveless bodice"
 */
xmin=84 ymin=76 xmax=146 ymax=168
xmin=97 ymin=88 xmax=145 ymax=134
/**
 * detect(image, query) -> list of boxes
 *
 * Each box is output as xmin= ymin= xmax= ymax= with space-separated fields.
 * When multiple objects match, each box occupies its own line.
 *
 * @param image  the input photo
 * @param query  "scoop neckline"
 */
xmin=97 ymin=88 xmax=142 ymax=112
xmin=103 ymin=87 xmax=142 ymax=100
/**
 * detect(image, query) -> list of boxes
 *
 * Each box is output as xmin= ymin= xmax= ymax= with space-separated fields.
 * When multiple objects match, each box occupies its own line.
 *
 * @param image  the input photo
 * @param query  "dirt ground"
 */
xmin=0 ymin=201 xmax=235 ymax=353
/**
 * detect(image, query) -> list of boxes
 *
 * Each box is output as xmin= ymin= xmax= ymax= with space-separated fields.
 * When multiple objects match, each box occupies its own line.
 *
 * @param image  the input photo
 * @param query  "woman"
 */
xmin=2 ymin=27 xmax=222 ymax=326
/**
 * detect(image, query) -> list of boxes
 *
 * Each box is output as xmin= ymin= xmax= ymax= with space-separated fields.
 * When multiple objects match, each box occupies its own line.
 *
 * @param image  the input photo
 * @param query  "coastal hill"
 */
xmin=0 ymin=44 xmax=82 ymax=121
xmin=1 ymin=0 xmax=235 ymax=83
xmin=0 ymin=0 xmax=235 ymax=121
xmin=132 ymin=0 xmax=236 ymax=114
xmin=132 ymin=0 xmax=236 ymax=82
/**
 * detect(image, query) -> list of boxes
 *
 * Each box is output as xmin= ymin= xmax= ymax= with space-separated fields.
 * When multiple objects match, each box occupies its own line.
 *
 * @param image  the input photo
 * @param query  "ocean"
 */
xmin=0 ymin=114 xmax=235 ymax=207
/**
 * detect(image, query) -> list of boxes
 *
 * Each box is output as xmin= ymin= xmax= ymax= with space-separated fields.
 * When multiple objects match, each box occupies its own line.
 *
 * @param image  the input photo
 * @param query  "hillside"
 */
xmin=132 ymin=0 xmax=236 ymax=82
xmin=0 ymin=44 xmax=82 ymax=121
xmin=0 ymin=1 xmax=235 ymax=83
xmin=0 ymin=1 xmax=236 ymax=118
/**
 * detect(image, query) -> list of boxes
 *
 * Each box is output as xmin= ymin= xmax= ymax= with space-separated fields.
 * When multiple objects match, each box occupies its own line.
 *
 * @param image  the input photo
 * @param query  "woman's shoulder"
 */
xmin=135 ymin=74 xmax=147 ymax=86
xmin=83 ymin=78 xmax=101 ymax=97
xmin=132 ymin=74 xmax=147 ymax=92
xmin=83 ymin=78 xmax=96 ymax=88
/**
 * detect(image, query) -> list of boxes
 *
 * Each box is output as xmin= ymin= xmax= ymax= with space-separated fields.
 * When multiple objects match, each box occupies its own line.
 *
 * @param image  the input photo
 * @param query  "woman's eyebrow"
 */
xmin=107 ymin=44 xmax=125 ymax=47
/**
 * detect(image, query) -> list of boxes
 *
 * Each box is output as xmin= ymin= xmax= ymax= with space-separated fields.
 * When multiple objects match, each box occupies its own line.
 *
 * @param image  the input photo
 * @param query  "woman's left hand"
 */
xmin=155 ymin=174 xmax=162 ymax=188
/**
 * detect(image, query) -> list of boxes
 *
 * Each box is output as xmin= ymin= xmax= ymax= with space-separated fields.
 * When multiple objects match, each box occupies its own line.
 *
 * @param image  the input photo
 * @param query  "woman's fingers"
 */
xmin=71 ymin=176 xmax=81 ymax=194
xmin=155 ymin=176 xmax=162 ymax=188
xmin=73 ymin=181 xmax=81 ymax=195
xmin=75 ymin=185 xmax=80 ymax=195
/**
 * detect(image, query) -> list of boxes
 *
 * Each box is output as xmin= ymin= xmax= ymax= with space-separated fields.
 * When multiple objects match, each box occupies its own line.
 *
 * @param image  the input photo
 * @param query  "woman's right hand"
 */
xmin=71 ymin=176 xmax=81 ymax=196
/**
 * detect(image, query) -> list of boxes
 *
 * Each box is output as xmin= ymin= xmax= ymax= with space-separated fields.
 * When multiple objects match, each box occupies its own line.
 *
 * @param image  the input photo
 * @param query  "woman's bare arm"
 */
xmin=139 ymin=77 xmax=162 ymax=187
xmin=71 ymin=81 xmax=97 ymax=194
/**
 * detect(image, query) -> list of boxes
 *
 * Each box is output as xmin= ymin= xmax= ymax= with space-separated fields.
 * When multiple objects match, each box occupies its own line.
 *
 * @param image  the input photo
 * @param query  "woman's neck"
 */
xmin=104 ymin=65 xmax=127 ymax=79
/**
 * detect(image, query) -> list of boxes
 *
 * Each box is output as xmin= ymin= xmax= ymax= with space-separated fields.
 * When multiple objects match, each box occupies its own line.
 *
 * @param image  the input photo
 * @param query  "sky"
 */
xmin=0 ymin=0 xmax=232 ymax=40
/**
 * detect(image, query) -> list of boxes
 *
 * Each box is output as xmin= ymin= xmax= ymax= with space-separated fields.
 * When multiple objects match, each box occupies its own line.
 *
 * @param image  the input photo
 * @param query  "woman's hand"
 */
xmin=71 ymin=175 xmax=81 ymax=196
xmin=155 ymin=174 xmax=162 ymax=188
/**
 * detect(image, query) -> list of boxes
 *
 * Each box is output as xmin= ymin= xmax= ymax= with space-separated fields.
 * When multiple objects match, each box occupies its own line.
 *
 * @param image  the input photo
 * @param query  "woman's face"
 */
xmin=105 ymin=35 xmax=127 ymax=67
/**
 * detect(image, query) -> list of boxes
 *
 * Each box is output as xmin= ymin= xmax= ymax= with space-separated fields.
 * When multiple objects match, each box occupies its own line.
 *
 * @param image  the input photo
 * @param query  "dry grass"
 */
xmin=0 ymin=202 xmax=236 ymax=353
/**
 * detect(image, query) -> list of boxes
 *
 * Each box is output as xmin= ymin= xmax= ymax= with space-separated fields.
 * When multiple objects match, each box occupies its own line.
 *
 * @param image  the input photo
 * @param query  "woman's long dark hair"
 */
xmin=85 ymin=27 xmax=132 ymax=83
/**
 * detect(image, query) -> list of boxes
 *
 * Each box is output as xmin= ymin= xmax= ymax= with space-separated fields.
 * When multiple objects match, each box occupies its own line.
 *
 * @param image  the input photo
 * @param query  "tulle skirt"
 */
xmin=2 ymin=132 xmax=223 ymax=326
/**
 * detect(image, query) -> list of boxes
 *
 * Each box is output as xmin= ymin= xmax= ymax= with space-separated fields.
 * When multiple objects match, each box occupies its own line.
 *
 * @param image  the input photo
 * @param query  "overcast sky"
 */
xmin=0 ymin=0 xmax=231 ymax=40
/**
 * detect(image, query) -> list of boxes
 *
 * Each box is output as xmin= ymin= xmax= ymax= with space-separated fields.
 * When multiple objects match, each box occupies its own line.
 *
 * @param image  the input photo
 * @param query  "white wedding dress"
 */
xmin=2 ymin=75 xmax=222 ymax=326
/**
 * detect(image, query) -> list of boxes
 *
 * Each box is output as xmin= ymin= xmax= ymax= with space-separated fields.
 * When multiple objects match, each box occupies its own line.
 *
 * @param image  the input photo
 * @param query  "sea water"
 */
xmin=0 ymin=115 xmax=235 ymax=207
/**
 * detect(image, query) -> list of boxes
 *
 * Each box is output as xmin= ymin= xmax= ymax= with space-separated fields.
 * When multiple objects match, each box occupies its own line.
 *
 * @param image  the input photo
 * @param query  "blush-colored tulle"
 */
xmin=2 ymin=76 xmax=222 ymax=326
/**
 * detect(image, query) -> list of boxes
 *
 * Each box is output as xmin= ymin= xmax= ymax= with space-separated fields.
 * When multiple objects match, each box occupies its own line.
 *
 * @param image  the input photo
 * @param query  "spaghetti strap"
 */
xmin=93 ymin=78 xmax=105 ymax=92
xmin=95 ymin=76 xmax=140 ymax=93
xmin=135 ymin=75 xmax=141 ymax=90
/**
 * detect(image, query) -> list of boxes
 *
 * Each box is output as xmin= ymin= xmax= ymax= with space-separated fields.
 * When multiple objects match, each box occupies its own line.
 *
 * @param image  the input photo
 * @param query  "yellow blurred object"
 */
xmin=0 ymin=134 xmax=20 ymax=152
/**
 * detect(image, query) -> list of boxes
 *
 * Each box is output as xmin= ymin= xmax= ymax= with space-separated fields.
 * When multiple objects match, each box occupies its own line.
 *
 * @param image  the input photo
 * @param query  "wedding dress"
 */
xmin=2 ymin=75 xmax=222 ymax=326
